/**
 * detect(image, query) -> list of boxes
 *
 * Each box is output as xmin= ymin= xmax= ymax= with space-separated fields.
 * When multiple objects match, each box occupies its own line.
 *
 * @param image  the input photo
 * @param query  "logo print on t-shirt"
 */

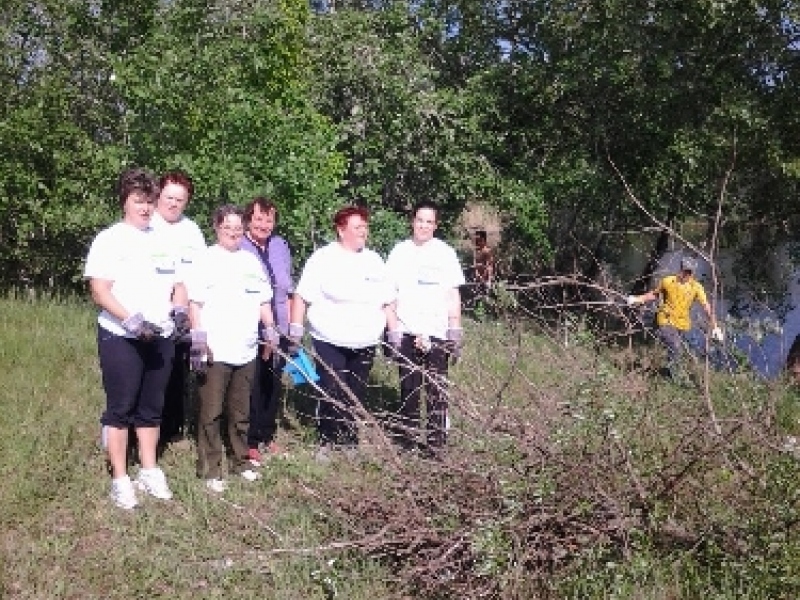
xmin=152 ymin=252 xmax=175 ymax=273
xmin=417 ymin=265 xmax=440 ymax=285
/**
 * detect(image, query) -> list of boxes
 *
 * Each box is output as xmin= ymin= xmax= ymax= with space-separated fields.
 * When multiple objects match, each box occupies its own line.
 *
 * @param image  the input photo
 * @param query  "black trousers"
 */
xmin=397 ymin=334 xmax=450 ymax=448
xmin=312 ymin=338 xmax=375 ymax=446
xmin=98 ymin=328 xmax=175 ymax=428
xmin=247 ymin=340 xmax=286 ymax=449
xmin=160 ymin=341 xmax=190 ymax=442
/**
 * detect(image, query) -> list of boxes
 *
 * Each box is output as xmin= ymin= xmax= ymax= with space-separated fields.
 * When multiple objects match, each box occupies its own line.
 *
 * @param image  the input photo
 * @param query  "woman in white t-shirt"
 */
xmin=151 ymin=170 xmax=207 ymax=448
xmin=84 ymin=167 xmax=188 ymax=510
xmin=187 ymin=205 xmax=279 ymax=493
xmin=385 ymin=201 xmax=465 ymax=455
xmin=290 ymin=206 xmax=397 ymax=453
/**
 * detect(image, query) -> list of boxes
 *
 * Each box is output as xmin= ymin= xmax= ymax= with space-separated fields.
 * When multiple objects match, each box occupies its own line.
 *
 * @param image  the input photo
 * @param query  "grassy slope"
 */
xmin=3 ymin=297 xmax=800 ymax=598
xmin=0 ymin=297 xmax=393 ymax=599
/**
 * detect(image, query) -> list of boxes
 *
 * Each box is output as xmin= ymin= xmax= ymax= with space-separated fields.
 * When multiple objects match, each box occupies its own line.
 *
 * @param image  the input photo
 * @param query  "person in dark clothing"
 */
xmin=240 ymin=197 xmax=294 ymax=466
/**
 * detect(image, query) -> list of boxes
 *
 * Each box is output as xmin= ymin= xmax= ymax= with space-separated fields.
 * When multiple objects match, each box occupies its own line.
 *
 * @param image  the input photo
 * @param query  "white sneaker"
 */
xmin=205 ymin=478 xmax=228 ymax=493
xmin=135 ymin=467 xmax=173 ymax=500
xmin=110 ymin=475 xmax=138 ymax=510
xmin=240 ymin=469 xmax=262 ymax=482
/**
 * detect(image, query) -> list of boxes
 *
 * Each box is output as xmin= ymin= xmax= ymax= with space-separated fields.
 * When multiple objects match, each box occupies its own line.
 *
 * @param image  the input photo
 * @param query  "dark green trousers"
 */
xmin=196 ymin=360 xmax=255 ymax=480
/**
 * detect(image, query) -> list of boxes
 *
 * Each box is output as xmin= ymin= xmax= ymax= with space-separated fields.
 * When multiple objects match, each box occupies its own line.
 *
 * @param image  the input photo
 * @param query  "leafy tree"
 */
xmin=3 ymin=0 xmax=800 ymax=293
xmin=307 ymin=1 xmax=530 ymax=255
xmin=0 ymin=0 xmax=135 ymax=289
xmin=416 ymin=0 xmax=800 ymax=278
xmin=111 ymin=0 xmax=346 ymax=258
xmin=0 ymin=0 xmax=345 ymax=288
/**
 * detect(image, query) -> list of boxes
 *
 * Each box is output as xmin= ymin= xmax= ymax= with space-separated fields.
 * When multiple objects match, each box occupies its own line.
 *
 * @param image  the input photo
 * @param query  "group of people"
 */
xmin=289 ymin=203 xmax=465 ymax=459
xmin=85 ymin=166 xmax=467 ymax=509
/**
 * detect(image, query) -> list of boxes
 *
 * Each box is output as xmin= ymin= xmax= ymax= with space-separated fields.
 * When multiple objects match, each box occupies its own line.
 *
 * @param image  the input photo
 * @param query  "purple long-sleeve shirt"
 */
xmin=240 ymin=233 xmax=294 ymax=335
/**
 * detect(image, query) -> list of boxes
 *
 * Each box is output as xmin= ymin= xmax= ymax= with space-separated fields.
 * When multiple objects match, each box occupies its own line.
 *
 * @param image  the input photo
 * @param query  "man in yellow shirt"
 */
xmin=627 ymin=257 xmax=723 ymax=380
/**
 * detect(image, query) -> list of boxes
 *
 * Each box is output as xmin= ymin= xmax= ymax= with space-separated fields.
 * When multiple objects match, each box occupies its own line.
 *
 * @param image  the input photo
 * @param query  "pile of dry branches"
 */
xmin=286 ymin=286 xmax=795 ymax=598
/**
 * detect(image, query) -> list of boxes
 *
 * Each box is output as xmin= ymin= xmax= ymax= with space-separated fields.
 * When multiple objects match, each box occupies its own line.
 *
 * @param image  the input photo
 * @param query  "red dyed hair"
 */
xmin=158 ymin=170 xmax=194 ymax=200
xmin=333 ymin=205 xmax=370 ymax=230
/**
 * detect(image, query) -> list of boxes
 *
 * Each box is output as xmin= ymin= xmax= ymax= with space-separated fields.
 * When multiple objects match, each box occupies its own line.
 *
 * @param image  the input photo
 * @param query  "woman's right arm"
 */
xmin=290 ymin=294 xmax=307 ymax=328
xmin=189 ymin=301 xmax=203 ymax=330
xmin=85 ymin=231 xmax=131 ymax=321
xmin=290 ymin=250 xmax=321 ymax=327
xmin=89 ymin=278 xmax=130 ymax=322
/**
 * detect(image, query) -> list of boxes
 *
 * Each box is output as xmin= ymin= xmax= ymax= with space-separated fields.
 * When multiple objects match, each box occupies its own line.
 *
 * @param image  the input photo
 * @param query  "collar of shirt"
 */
xmin=241 ymin=232 xmax=270 ymax=255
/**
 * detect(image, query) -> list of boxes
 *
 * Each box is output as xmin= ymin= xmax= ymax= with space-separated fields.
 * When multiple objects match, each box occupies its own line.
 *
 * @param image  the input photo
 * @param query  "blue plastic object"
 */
xmin=283 ymin=348 xmax=320 ymax=385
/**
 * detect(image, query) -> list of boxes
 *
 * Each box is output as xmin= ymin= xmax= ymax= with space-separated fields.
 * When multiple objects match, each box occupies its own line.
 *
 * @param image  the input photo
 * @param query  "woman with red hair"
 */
xmin=290 ymin=206 xmax=397 ymax=458
xmin=152 ymin=170 xmax=207 ymax=448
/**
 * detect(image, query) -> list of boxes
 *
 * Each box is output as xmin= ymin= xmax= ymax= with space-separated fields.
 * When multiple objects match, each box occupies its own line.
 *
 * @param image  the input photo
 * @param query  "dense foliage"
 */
xmin=1 ymin=0 xmax=799 ymax=284
xmin=0 ymin=0 xmax=343 ymax=288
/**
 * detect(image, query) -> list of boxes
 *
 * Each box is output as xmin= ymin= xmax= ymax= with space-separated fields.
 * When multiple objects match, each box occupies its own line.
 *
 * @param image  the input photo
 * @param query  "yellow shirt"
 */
xmin=654 ymin=275 xmax=708 ymax=331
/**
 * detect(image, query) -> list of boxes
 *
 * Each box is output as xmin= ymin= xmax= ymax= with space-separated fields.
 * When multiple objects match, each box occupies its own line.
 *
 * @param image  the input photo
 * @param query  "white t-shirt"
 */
xmin=84 ymin=222 xmax=183 ymax=338
xmin=188 ymin=245 xmax=273 ymax=366
xmin=295 ymin=242 xmax=395 ymax=349
xmin=386 ymin=237 xmax=465 ymax=339
xmin=150 ymin=212 xmax=207 ymax=272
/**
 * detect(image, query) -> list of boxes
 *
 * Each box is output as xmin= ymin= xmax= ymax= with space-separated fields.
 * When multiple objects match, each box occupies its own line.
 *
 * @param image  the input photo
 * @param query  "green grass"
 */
xmin=3 ymin=295 xmax=800 ymax=599
xmin=0 ymin=295 xmax=394 ymax=599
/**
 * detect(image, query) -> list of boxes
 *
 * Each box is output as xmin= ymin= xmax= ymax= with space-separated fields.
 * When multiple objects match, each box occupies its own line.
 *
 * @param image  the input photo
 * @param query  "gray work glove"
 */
xmin=189 ymin=330 xmax=209 ymax=373
xmin=386 ymin=330 xmax=403 ymax=362
xmin=122 ymin=312 xmax=164 ymax=342
xmin=287 ymin=322 xmax=304 ymax=356
xmin=446 ymin=327 xmax=463 ymax=365
xmin=387 ymin=330 xmax=402 ymax=350
xmin=261 ymin=324 xmax=280 ymax=350
xmin=169 ymin=307 xmax=191 ymax=341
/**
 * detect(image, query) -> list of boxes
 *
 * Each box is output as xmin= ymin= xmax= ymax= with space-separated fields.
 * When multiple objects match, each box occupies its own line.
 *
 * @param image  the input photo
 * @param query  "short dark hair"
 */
xmin=211 ymin=204 xmax=243 ymax=228
xmin=159 ymin=170 xmax=194 ymax=200
xmin=243 ymin=196 xmax=278 ymax=225
xmin=333 ymin=205 xmax=370 ymax=231
xmin=680 ymin=257 xmax=698 ymax=273
xmin=411 ymin=200 xmax=440 ymax=221
xmin=116 ymin=167 xmax=159 ymax=207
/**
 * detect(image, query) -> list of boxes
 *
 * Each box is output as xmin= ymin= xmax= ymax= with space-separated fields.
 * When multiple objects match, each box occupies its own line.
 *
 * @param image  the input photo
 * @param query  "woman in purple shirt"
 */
xmin=240 ymin=197 xmax=293 ymax=465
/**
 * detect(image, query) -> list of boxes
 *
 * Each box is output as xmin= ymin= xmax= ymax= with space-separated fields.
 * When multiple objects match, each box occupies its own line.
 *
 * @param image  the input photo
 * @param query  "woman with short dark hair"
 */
xmin=289 ymin=206 xmax=397 ymax=457
xmin=84 ymin=166 xmax=187 ymax=509
xmin=240 ymin=197 xmax=294 ymax=466
xmin=188 ymin=205 xmax=279 ymax=492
